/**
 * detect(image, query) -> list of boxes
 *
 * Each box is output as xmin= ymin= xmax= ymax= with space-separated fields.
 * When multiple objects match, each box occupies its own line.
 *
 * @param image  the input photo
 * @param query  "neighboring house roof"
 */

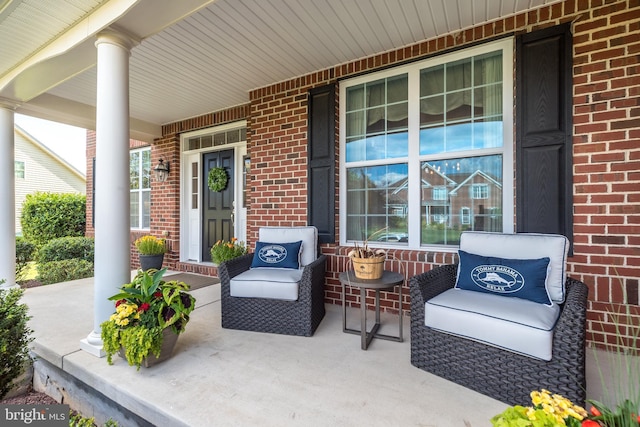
xmin=14 ymin=125 xmax=86 ymax=234
xmin=449 ymin=170 xmax=502 ymax=195
xmin=15 ymin=125 xmax=86 ymax=180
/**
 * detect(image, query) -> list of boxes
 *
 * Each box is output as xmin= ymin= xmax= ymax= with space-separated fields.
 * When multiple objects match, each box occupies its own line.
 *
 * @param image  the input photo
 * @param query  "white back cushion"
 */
xmin=459 ymin=232 xmax=569 ymax=303
xmin=259 ymin=226 xmax=318 ymax=267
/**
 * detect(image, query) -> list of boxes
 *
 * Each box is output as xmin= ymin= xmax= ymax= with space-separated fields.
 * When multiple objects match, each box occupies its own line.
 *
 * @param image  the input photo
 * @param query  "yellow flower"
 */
xmin=526 ymin=407 xmax=536 ymax=420
xmin=573 ymin=405 xmax=587 ymax=418
xmin=531 ymin=391 xmax=543 ymax=405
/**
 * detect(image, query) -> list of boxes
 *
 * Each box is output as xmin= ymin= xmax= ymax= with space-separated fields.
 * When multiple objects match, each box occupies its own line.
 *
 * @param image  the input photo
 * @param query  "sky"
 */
xmin=15 ymin=114 xmax=87 ymax=174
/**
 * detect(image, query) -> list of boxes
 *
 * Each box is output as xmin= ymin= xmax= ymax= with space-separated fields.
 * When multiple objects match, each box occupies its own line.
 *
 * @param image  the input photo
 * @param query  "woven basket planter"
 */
xmin=351 ymin=256 xmax=385 ymax=280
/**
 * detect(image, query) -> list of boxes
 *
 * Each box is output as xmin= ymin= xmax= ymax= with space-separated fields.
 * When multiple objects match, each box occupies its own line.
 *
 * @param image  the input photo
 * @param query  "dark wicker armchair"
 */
xmin=410 ymin=263 xmax=589 ymax=407
xmin=218 ymin=226 xmax=326 ymax=337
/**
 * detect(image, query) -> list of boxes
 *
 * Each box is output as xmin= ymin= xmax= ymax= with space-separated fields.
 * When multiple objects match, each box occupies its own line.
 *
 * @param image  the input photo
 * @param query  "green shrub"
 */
xmin=37 ymin=259 xmax=94 ymax=285
xmin=15 ymin=237 xmax=36 ymax=282
xmin=20 ymin=192 xmax=86 ymax=247
xmin=38 ymin=237 xmax=95 ymax=263
xmin=0 ymin=285 xmax=33 ymax=399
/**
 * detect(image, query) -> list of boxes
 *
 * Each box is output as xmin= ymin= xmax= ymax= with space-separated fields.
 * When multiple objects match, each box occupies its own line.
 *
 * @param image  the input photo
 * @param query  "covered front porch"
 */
xmin=23 ymin=274 xmax=622 ymax=426
xmin=24 ymin=274 xmax=503 ymax=426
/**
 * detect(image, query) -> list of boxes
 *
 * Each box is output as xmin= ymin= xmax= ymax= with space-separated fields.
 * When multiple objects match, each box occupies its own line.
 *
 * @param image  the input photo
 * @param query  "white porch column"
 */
xmin=80 ymin=30 xmax=134 ymax=356
xmin=0 ymin=107 xmax=16 ymax=289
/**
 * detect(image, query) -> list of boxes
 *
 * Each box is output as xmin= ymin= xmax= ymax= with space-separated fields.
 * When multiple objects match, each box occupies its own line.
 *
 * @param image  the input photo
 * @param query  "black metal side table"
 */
xmin=339 ymin=270 xmax=404 ymax=350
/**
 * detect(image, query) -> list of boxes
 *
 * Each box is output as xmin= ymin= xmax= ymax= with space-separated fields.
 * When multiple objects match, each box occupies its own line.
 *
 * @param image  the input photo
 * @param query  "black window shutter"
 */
xmin=516 ymin=24 xmax=573 ymax=249
xmin=307 ymin=84 xmax=335 ymax=244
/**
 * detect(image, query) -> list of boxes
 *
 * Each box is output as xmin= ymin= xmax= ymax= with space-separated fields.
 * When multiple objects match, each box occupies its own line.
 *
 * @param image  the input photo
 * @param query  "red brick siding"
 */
xmin=87 ymin=0 xmax=639 ymax=349
xmin=250 ymin=0 xmax=640 ymax=349
xmin=571 ymin=0 xmax=640 ymax=350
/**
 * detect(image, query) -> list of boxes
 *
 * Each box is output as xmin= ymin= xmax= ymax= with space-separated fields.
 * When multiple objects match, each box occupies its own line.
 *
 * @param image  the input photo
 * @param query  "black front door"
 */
xmin=202 ymin=150 xmax=234 ymax=262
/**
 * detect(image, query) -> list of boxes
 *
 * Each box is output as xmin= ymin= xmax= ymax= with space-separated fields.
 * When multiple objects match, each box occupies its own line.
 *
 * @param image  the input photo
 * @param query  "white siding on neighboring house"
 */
xmin=14 ymin=126 xmax=86 ymax=234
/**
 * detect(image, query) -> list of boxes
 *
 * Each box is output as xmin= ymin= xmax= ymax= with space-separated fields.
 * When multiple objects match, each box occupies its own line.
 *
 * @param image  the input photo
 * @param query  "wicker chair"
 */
xmin=218 ymin=226 xmax=326 ymax=337
xmin=409 ymin=234 xmax=589 ymax=407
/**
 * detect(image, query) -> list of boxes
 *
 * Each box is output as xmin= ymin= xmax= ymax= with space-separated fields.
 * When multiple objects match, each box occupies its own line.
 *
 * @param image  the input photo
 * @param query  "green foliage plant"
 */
xmin=15 ymin=237 xmax=36 ymax=282
xmin=134 ymin=235 xmax=166 ymax=255
xmin=210 ymin=238 xmax=247 ymax=264
xmin=68 ymin=412 xmax=119 ymax=427
xmin=101 ymin=268 xmax=196 ymax=370
xmin=492 ymin=299 xmax=640 ymax=427
xmin=0 ymin=285 xmax=34 ymax=399
xmin=586 ymin=400 xmax=640 ymax=427
xmin=37 ymin=236 xmax=94 ymax=263
xmin=207 ymin=166 xmax=228 ymax=192
xmin=69 ymin=412 xmax=96 ymax=427
xmin=587 ymin=287 xmax=640 ymax=427
xmin=20 ymin=192 xmax=86 ymax=247
xmin=37 ymin=259 xmax=94 ymax=285
xmin=491 ymin=389 xmax=588 ymax=427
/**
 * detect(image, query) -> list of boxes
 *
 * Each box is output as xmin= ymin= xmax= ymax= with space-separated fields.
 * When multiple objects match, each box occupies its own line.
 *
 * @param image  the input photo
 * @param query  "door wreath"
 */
xmin=208 ymin=167 xmax=228 ymax=192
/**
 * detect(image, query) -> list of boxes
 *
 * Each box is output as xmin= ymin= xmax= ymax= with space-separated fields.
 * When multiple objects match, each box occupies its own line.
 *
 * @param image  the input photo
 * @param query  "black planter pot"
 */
xmin=139 ymin=254 xmax=164 ymax=271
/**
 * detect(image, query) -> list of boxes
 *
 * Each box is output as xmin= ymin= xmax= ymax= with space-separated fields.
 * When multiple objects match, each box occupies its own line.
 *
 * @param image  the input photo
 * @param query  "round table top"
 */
xmin=339 ymin=270 xmax=404 ymax=290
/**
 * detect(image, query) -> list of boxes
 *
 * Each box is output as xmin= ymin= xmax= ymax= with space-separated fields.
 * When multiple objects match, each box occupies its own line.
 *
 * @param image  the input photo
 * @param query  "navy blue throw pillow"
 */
xmin=250 ymin=241 xmax=303 ymax=269
xmin=455 ymin=250 xmax=552 ymax=305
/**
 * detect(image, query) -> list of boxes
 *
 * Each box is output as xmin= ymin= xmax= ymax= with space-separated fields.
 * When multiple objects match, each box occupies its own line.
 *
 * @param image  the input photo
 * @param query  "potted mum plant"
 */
xmin=135 ymin=235 xmax=166 ymax=271
xmin=100 ymin=268 xmax=196 ymax=370
xmin=210 ymin=237 xmax=248 ymax=265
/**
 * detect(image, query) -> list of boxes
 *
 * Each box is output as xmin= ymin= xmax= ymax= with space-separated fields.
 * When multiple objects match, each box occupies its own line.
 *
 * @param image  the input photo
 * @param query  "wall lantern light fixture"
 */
xmin=154 ymin=159 xmax=170 ymax=182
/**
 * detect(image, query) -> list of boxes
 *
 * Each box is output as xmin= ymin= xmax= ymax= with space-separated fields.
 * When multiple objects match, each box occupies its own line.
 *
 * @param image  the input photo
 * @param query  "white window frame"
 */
xmin=461 ymin=207 xmax=471 ymax=225
xmin=15 ymin=160 xmax=25 ymax=179
xmin=433 ymin=186 xmax=447 ymax=201
xmin=130 ymin=147 xmax=151 ymax=230
xmin=472 ymin=183 xmax=489 ymax=200
xmin=339 ymin=38 xmax=514 ymax=251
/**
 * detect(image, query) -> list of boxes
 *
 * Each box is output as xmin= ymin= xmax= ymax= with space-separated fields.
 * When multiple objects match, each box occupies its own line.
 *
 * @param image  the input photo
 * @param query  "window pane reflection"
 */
xmin=420 ymin=155 xmax=502 ymax=245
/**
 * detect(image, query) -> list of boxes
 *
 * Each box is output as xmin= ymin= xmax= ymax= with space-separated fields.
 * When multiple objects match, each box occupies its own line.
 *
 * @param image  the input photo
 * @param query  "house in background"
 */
xmin=14 ymin=125 xmax=86 ymax=234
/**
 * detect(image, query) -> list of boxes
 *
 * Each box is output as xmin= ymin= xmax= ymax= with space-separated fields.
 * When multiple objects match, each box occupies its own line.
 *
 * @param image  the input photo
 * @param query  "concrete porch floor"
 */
xmin=19 ymin=274 xmax=622 ymax=427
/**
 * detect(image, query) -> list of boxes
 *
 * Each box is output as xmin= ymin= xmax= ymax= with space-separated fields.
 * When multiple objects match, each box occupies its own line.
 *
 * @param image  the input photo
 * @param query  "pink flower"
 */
xmin=138 ymin=303 xmax=150 ymax=312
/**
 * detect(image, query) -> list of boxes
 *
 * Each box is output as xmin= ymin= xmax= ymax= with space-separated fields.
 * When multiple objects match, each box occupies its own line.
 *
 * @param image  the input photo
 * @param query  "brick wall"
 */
xmin=103 ymin=0 xmax=639 ymax=349
xmin=570 ymin=0 xmax=640 ymax=349
xmin=244 ymin=0 xmax=640 ymax=349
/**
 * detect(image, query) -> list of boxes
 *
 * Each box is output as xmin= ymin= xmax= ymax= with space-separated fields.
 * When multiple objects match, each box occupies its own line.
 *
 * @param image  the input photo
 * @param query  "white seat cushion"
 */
xmin=425 ymin=288 xmax=561 ymax=360
xmin=230 ymin=268 xmax=302 ymax=301
xmin=459 ymin=232 xmax=569 ymax=303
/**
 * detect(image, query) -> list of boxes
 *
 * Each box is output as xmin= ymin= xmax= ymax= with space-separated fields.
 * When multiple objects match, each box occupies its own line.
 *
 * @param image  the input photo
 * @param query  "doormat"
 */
xmin=164 ymin=273 xmax=220 ymax=291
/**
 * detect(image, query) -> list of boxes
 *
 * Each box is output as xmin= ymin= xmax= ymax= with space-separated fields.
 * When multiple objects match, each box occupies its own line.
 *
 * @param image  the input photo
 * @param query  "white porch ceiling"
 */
xmin=1 ymin=0 xmax=562 ymax=141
